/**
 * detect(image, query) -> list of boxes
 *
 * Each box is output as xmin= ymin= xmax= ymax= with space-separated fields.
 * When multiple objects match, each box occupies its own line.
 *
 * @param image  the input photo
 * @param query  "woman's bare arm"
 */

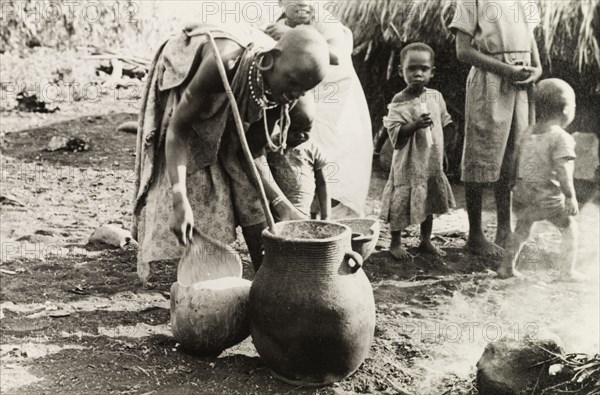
xmin=455 ymin=30 xmax=529 ymax=81
xmin=254 ymin=155 xmax=307 ymax=220
xmin=314 ymin=16 xmax=347 ymax=65
xmin=165 ymin=39 xmax=244 ymax=244
xmin=515 ymin=35 xmax=543 ymax=85
xmin=166 ymin=40 xmax=243 ymax=192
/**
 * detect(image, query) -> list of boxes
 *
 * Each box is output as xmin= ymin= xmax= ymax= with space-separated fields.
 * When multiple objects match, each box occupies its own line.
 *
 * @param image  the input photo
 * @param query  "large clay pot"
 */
xmin=249 ymin=220 xmax=376 ymax=386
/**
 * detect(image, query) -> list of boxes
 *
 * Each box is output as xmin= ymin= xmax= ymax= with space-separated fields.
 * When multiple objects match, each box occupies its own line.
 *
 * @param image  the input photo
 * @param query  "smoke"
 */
xmin=411 ymin=198 xmax=599 ymax=393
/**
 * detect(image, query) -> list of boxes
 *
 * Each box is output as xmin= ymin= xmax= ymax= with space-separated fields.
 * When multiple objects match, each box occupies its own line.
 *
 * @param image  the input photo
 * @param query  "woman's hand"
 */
xmin=508 ymin=65 xmax=532 ymax=82
xmin=264 ymin=22 xmax=292 ymax=41
xmin=564 ymin=196 xmax=579 ymax=216
xmin=171 ymin=191 xmax=194 ymax=246
xmin=514 ymin=66 xmax=542 ymax=86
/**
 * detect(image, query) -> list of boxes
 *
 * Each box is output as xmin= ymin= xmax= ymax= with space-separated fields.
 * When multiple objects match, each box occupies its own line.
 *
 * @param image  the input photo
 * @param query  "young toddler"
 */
xmin=266 ymin=103 xmax=331 ymax=221
xmin=498 ymin=79 xmax=582 ymax=281
xmin=380 ymin=43 xmax=456 ymax=259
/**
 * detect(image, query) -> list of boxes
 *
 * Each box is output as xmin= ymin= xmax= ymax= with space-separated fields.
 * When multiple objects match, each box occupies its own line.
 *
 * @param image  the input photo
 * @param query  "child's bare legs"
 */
xmin=557 ymin=216 xmax=583 ymax=281
xmin=497 ymin=219 xmax=532 ymax=278
xmin=390 ymin=230 xmax=412 ymax=260
xmin=465 ymin=183 xmax=504 ymax=256
xmin=417 ymin=215 xmax=446 ymax=256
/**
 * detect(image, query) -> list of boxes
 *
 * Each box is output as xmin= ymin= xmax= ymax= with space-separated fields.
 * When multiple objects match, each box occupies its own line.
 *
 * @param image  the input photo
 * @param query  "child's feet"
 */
xmin=465 ymin=234 xmax=504 ymax=257
xmin=417 ymin=240 xmax=447 ymax=257
xmin=496 ymin=266 xmax=524 ymax=279
xmin=556 ymin=270 xmax=586 ymax=282
xmin=389 ymin=245 xmax=412 ymax=260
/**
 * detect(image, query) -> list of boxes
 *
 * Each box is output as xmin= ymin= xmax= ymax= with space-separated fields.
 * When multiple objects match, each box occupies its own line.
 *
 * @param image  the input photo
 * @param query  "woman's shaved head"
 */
xmin=261 ymin=25 xmax=329 ymax=103
xmin=275 ymin=25 xmax=329 ymax=76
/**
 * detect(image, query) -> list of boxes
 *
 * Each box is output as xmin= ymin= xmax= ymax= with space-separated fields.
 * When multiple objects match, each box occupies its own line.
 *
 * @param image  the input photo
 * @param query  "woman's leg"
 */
xmin=494 ymin=119 xmax=517 ymax=248
xmin=242 ymin=222 xmax=267 ymax=272
xmin=465 ymin=182 xmax=504 ymax=256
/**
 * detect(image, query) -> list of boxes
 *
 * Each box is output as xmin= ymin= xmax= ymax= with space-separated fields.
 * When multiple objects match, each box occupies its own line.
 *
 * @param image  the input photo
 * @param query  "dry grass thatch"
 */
xmin=335 ymin=0 xmax=600 ymax=72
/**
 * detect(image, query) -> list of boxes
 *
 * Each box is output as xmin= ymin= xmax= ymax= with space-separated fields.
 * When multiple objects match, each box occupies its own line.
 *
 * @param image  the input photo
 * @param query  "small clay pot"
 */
xmin=170 ymin=277 xmax=251 ymax=356
xmin=249 ymin=220 xmax=376 ymax=386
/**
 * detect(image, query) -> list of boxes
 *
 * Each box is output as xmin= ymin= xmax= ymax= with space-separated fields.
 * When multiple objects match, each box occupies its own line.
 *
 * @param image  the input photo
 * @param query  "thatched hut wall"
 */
xmin=334 ymin=0 xmax=600 ymax=136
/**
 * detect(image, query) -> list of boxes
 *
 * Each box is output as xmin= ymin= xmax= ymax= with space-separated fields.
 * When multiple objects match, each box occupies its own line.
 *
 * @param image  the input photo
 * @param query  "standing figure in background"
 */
xmin=264 ymin=0 xmax=373 ymax=218
xmin=380 ymin=43 xmax=456 ymax=259
xmin=499 ymin=79 xmax=582 ymax=280
xmin=450 ymin=0 xmax=543 ymax=256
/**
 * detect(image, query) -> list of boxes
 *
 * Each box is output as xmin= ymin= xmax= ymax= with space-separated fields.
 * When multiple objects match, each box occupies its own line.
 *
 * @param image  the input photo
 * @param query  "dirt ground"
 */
xmin=1 ymin=108 xmax=599 ymax=395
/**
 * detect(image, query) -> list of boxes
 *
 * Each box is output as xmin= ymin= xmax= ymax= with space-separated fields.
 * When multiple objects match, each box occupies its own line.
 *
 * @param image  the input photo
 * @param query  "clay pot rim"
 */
xmin=262 ymin=220 xmax=352 ymax=244
xmin=337 ymin=218 xmax=381 ymax=240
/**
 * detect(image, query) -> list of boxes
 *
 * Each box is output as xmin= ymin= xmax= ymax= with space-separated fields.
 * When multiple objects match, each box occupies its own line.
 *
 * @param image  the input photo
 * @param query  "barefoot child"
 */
xmin=498 ymin=79 xmax=582 ymax=280
xmin=450 ymin=0 xmax=543 ymax=256
xmin=380 ymin=43 xmax=456 ymax=259
xmin=265 ymin=100 xmax=331 ymax=221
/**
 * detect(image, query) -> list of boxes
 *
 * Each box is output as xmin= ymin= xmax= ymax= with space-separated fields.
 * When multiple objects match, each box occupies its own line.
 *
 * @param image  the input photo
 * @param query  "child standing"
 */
xmin=266 ymin=102 xmax=331 ymax=221
xmin=450 ymin=0 xmax=543 ymax=256
xmin=380 ymin=43 xmax=456 ymax=259
xmin=498 ymin=79 xmax=582 ymax=280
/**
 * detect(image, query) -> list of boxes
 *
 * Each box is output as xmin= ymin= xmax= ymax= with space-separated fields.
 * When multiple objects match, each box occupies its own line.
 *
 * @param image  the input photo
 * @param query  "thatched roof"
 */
xmin=335 ymin=0 xmax=600 ymax=72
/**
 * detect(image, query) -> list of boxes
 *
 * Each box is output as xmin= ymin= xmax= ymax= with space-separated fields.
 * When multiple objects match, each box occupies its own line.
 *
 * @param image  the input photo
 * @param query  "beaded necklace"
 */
xmin=248 ymin=53 xmax=291 ymax=153
xmin=248 ymin=55 xmax=278 ymax=110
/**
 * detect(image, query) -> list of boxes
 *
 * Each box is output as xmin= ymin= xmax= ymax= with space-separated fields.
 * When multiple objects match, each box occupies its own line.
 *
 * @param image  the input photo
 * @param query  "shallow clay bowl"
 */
xmin=337 ymin=218 xmax=381 ymax=261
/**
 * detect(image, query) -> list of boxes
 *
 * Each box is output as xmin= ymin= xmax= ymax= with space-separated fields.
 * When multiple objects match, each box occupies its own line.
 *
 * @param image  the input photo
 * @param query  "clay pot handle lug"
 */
xmin=345 ymin=251 xmax=363 ymax=273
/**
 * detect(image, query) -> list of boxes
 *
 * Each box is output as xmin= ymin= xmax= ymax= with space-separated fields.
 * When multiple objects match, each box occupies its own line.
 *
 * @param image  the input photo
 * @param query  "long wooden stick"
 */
xmin=206 ymin=32 xmax=276 ymax=233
